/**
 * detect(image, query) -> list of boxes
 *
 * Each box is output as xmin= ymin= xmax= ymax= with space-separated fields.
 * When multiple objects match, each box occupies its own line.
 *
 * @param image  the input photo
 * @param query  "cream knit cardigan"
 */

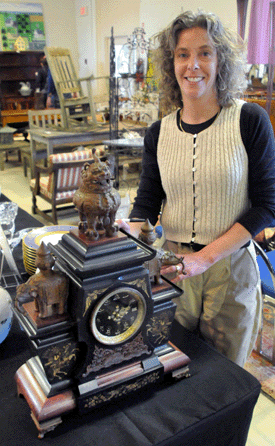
xmin=157 ymin=100 xmax=250 ymax=245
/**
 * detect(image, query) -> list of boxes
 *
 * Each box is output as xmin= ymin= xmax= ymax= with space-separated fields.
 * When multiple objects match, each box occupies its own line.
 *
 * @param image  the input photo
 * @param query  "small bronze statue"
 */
xmin=16 ymin=242 xmax=68 ymax=319
xmin=73 ymin=148 xmax=121 ymax=240
xmin=139 ymin=219 xmax=185 ymax=285
xmin=138 ymin=218 xmax=158 ymax=246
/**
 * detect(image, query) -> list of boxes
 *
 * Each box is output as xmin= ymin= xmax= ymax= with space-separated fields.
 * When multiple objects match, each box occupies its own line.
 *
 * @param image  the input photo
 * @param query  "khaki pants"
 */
xmin=166 ymin=241 xmax=262 ymax=367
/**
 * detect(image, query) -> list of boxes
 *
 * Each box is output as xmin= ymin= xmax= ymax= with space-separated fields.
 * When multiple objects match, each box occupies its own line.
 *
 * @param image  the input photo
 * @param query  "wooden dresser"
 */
xmin=0 ymin=51 xmax=44 ymax=127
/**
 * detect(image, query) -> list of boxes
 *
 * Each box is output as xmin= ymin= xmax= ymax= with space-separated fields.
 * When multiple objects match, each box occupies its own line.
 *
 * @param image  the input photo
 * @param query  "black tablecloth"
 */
xmin=0 ymin=193 xmax=44 ymax=231
xmin=0 ymin=196 xmax=261 ymax=445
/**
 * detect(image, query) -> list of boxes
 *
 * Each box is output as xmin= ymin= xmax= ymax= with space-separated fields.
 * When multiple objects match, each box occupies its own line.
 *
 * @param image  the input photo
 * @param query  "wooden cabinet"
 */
xmin=0 ymin=51 xmax=44 ymax=127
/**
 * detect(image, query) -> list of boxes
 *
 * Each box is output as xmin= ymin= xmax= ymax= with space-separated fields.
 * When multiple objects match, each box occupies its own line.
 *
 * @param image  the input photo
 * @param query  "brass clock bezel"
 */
xmin=90 ymin=287 xmax=147 ymax=345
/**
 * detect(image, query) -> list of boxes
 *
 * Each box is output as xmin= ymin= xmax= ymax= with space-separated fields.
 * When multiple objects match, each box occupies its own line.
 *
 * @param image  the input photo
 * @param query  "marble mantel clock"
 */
xmin=14 ymin=226 xmax=190 ymax=438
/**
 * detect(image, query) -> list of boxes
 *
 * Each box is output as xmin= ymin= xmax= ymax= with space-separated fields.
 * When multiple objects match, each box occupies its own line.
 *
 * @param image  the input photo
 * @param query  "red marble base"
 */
xmin=22 ymin=301 xmax=69 ymax=329
xmin=15 ymin=341 xmax=190 ymax=438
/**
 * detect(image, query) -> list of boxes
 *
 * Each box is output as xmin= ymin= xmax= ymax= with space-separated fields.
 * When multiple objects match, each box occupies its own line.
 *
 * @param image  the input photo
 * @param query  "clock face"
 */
xmin=90 ymin=287 xmax=147 ymax=345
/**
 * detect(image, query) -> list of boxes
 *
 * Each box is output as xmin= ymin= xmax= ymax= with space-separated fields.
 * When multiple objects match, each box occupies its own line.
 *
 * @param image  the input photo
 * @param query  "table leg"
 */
xmin=47 ymin=141 xmax=53 ymax=158
xmin=30 ymin=139 xmax=37 ymax=179
xmin=0 ymin=152 xmax=4 ymax=171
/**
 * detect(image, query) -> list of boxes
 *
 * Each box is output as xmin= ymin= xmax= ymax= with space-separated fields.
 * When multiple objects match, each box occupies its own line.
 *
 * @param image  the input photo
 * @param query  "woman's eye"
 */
xmin=201 ymin=50 xmax=213 ymax=57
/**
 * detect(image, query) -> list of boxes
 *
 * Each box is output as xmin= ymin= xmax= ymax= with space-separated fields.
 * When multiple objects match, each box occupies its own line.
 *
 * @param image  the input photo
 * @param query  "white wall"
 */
xmin=75 ymin=0 xmax=96 ymax=77
xmin=140 ymin=0 xmax=240 ymax=39
xmin=95 ymin=0 xmax=140 ymax=77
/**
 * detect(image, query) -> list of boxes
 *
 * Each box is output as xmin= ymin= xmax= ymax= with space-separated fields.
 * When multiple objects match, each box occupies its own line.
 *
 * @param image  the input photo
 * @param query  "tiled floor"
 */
xmin=1 ymin=155 xmax=275 ymax=445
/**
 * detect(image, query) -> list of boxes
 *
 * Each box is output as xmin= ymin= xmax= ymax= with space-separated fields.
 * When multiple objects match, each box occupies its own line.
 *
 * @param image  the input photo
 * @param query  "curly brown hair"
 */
xmin=153 ymin=10 xmax=247 ymax=113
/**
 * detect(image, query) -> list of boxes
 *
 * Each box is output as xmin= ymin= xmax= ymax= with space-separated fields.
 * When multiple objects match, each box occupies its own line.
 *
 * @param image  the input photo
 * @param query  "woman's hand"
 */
xmin=115 ymin=219 xmax=131 ymax=233
xmin=161 ymin=223 xmax=252 ymax=282
xmin=160 ymin=251 xmax=213 ymax=282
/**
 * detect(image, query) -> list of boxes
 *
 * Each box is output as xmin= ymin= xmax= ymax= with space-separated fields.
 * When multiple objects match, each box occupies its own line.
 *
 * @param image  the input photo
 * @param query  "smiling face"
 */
xmin=174 ymin=27 xmax=219 ymax=106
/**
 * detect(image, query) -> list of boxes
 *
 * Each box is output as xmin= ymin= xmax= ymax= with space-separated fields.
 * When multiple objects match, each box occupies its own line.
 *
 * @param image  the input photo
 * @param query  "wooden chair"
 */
xmin=27 ymin=109 xmax=65 ymax=178
xmin=44 ymin=47 xmax=100 ymax=130
xmin=30 ymin=149 xmax=94 ymax=224
xmin=28 ymin=108 xmax=64 ymax=130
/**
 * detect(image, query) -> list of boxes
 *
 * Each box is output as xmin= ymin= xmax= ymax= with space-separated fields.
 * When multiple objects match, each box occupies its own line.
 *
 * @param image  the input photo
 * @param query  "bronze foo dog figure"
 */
xmin=73 ymin=148 xmax=121 ymax=240
xmin=15 ymin=242 xmax=68 ymax=319
xmin=139 ymin=219 xmax=185 ymax=285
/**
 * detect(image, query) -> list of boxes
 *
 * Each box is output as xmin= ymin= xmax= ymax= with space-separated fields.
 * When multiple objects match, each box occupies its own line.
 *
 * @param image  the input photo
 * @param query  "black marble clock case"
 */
xmin=14 ymin=228 xmax=190 ymax=437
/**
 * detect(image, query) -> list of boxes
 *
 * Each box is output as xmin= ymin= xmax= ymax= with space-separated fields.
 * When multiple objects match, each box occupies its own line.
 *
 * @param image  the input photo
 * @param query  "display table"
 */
xmin=28 ymin=125 xmax=111 ymax=178
xmin=0 ymin=140 xmax=30 ymax=171
xmin=0 ymin=318 xmax=261 ymax=445
xmin=0 ymin=196 xmax=261 ymax=445
xmin=30 ymin=126 xmax=111 ymax=159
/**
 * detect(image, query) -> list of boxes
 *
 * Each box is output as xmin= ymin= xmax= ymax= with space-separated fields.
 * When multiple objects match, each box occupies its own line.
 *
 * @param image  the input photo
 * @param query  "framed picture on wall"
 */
xmin=0 ymin=2 xmax=45 ymax=51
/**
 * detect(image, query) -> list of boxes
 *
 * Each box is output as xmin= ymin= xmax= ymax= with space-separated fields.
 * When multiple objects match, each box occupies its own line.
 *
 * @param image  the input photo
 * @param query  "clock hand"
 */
xmin=109 ymin=305 xmax=131 ymax=322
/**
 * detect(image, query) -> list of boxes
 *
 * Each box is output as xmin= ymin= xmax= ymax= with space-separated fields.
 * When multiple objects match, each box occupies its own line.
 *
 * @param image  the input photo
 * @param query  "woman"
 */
xmin=128 ymin=10 xmax=275 ymax=366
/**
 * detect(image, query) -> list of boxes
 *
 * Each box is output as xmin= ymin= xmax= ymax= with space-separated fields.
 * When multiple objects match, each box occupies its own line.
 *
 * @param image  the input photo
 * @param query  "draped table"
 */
xmin=0 ymin=195 xmax=261 ymax=445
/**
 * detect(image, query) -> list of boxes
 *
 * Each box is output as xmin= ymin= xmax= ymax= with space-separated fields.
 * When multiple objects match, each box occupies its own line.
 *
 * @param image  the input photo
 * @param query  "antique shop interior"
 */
xmin=1 ymin=0 xmax=275 ymax=444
